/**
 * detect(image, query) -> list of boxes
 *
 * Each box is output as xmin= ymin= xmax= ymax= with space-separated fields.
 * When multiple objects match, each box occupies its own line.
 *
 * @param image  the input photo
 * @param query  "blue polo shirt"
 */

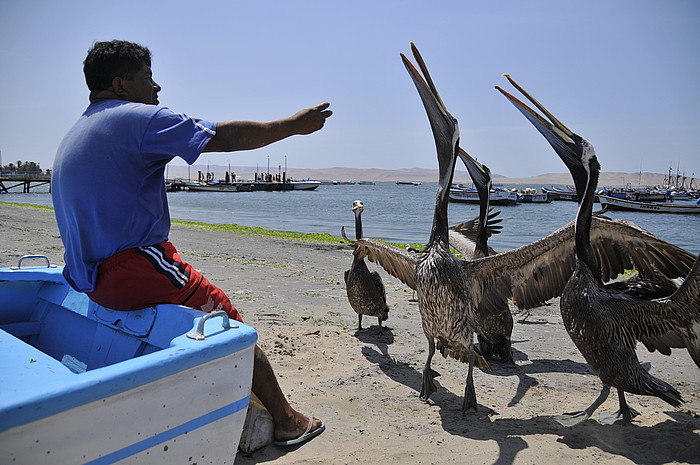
xmin=52 ymin=99 xmax=216 ymax=292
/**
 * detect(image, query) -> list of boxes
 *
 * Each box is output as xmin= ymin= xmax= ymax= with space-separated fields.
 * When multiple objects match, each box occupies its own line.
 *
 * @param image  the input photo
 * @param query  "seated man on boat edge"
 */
xmin=51 ymin=39 xmax=331 ymax=449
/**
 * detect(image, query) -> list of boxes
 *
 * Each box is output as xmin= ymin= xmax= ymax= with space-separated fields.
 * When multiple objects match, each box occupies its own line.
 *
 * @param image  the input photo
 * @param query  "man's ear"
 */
xmin=111 ymin=76 xmax=128 ymax=99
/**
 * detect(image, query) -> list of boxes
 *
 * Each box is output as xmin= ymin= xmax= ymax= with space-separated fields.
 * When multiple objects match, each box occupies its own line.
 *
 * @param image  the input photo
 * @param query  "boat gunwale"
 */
xmin=0 ymin=266 xmax=258 ymax=431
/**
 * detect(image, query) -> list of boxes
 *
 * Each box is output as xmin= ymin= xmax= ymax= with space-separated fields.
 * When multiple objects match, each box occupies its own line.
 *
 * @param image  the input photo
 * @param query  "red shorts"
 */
xmin=87 ymin=241 xmax=242 ymax=322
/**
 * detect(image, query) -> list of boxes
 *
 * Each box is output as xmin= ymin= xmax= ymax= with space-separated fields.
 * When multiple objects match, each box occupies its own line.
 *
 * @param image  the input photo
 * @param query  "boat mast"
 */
xmin=638 ymin=161 xmax=642 ymax=186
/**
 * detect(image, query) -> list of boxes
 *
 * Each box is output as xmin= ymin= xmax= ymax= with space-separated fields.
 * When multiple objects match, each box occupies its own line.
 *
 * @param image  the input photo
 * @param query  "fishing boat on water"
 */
xmin=517 ymin=188 xmax=552 ymax=203
xmin=0 ymin=256 xmax=257 ymax=464
xmin=599 ymin=195 xmax=700 ymax=214
xmin=174 ymin=179 xmax=320 ymax=192
xmin=449 ymin=185 xmax=519 ymax=205
xmin=598 ymin=186 xmax=667 ymax=202
xmin=396 ymin=181 xmax=423 ymax=185
xmin=541 ymin=186 xmax=578 ymax=201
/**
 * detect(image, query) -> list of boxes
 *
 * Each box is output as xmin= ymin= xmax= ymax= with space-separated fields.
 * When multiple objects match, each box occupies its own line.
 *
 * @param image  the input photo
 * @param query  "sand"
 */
xmin=2 ymin=203 xmax=698 ymax=464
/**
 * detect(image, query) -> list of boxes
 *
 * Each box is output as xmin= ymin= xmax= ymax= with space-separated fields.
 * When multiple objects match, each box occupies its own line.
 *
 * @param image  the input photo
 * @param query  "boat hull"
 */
xmin=599 ymin=195 xmax=700 ymax=214
xmin=176 ymin=181 xmax=320 ymax=192
xmin=518 ymin=193 xmax=552 ymax=203
xmin=541 ymin=186 xmax=577 ymax=201
xmin=449 ymin=188 xmax=519 ymax=205
xmin=0 ymin=262 xmax=257 ymax=464
xmin=2 ymin=354 xmax=251 ymax=465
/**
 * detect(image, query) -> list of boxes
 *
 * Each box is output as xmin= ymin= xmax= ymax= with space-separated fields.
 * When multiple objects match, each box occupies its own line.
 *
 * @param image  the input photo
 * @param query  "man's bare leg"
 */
xmin=251 ymin=344 xmax=323 ymax=442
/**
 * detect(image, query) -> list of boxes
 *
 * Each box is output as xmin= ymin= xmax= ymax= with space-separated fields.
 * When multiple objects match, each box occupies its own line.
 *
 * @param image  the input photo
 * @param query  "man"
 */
xmin=52 ymin=40 xmax=331 ymax=447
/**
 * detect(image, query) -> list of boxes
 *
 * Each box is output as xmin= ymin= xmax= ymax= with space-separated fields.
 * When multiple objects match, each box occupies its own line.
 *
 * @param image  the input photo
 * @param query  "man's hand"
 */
xmin=290 ymin=102 xmax=333 ymax=135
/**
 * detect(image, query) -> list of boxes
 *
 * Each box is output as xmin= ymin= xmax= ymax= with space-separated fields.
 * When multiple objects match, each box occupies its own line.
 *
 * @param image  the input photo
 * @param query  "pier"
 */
xmin=0 ymin=173 xmax=51 ymax=193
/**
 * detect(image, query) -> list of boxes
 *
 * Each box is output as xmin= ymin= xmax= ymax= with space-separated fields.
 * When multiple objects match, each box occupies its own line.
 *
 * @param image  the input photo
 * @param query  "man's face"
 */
xmin=121 ymin=64 xmax=161 ymax=105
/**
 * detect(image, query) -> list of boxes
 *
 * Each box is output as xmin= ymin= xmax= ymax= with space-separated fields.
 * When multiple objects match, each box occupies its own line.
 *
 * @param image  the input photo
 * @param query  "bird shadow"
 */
xmin=360 ymin=345 xmax=698 ymax=465
xmin=483 ymin=354 xmax=592 ymax=408
xmin=552 ymin=413 xmax=700 ymax=464
xmin=354 ymin=325 xmax=395 ymax=355
xmin=362 ymin=344 xmax=588 ymax=410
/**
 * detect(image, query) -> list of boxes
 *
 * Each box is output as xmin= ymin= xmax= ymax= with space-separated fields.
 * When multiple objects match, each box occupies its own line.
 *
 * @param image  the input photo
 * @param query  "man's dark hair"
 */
xmin=83 ymin=40 xmax=152 ymax=92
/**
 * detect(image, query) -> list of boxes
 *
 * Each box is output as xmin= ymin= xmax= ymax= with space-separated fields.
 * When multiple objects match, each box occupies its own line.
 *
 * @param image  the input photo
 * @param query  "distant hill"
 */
xmin=166 ymin=163 xmax=676 ymax=188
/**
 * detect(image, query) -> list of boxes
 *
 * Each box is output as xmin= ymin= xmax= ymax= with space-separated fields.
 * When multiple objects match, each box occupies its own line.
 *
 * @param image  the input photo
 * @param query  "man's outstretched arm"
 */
xmin=203 ymin=102 xmax=332 ymax=153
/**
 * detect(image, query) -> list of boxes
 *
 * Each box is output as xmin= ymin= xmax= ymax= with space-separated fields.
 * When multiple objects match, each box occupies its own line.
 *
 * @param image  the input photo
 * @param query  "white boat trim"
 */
xmin=599 ymin=195 xmax=700 ymax=214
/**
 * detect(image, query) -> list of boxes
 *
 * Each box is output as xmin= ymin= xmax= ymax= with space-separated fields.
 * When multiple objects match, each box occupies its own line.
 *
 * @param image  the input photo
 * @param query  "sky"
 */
xmin=1 ymin=0 xmax=698 ymax=179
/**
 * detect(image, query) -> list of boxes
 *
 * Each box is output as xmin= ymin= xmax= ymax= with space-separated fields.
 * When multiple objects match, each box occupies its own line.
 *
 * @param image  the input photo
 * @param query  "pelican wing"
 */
xmin=613 ymin=258 xmax=700 ymax=366
xmin=448 ymin=210 xmax=502 ymax=257
xmin=589 ymin=217 xmax=695 ymax=279
xmin=475 ymin=216 xmax=696 ymax=310
xmin=346 ymin=237 xmax=419 ymax=290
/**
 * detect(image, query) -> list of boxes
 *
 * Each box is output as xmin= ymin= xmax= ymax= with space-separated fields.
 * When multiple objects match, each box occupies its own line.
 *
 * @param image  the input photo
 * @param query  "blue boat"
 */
xmin=517 ymin=188 xmax=553 ymax=203
xmin=0 ymin=256 xmax=257 ymax=464
xmin=541 ymin=186 xmax=578 ymax=201
xmin=449 ymin=186 xmax=519 ymax=205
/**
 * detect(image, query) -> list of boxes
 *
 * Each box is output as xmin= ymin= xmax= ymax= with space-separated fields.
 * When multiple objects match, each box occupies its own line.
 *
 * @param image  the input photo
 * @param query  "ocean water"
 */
xmin=2 ymin=182 xmax=698 ymax=253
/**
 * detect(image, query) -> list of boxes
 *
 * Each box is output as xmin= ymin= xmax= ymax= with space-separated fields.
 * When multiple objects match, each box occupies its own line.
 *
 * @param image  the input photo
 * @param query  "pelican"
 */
xmin=496 ymin=75 xmax=700 ymax=425
xmin=343 ymin=200 xmax=389 ymax=331
xmin=458 ymin=149 xmax=514 ymax=364
xmin=346 ymin=43 xmax=696 ymax=413
xmin=398 ymin=43 xmax=488 ymax=411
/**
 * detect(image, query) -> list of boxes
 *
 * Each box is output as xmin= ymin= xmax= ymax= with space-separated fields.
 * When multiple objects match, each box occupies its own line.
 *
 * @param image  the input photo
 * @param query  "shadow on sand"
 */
xmin=360 ymin=343 xmax=700 ymax=465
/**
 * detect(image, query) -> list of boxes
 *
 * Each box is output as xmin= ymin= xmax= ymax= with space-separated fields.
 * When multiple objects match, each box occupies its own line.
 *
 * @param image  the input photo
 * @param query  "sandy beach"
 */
xmin=2 ymin=203 xmax=698 ymax=464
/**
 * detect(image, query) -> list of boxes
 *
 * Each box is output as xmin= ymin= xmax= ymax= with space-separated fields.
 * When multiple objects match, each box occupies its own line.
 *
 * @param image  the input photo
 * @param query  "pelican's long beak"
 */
xmin=401 ymin=43 xmax=459 ymax=157
xmin=495 ymin=75 xmax=580 ymax=169
xmin=457 ymin=147 xmax=492 ymax=195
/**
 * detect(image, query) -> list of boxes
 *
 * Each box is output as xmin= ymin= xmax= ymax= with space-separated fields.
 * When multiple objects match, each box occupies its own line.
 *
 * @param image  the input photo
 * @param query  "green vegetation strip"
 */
xmin=172 ymin=220 xmax=347 ymax=245
xmin=172 ymin=220 xmax=422 ymax=251
xmin=0 ymin=200 xmax=53 ymax=211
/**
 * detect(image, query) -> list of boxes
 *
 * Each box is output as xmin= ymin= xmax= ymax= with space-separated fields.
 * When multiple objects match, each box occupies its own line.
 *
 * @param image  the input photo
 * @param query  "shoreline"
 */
xmin=2 ymin=203 xmax=699 ymax=464
xmin=164 ymin=164 xmax=683 ymax=188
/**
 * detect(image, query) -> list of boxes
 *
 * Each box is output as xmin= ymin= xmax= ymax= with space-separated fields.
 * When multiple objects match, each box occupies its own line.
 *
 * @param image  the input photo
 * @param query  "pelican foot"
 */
xmin=599 ymin=408 xmax=640 ymax=425
xmin=553 ymin=411 xmax=591 ymax=427
xmin=419 ymin=368 xmax=440 ymax=401
xmin=462 ymin=385 xmax=478 ymax=413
